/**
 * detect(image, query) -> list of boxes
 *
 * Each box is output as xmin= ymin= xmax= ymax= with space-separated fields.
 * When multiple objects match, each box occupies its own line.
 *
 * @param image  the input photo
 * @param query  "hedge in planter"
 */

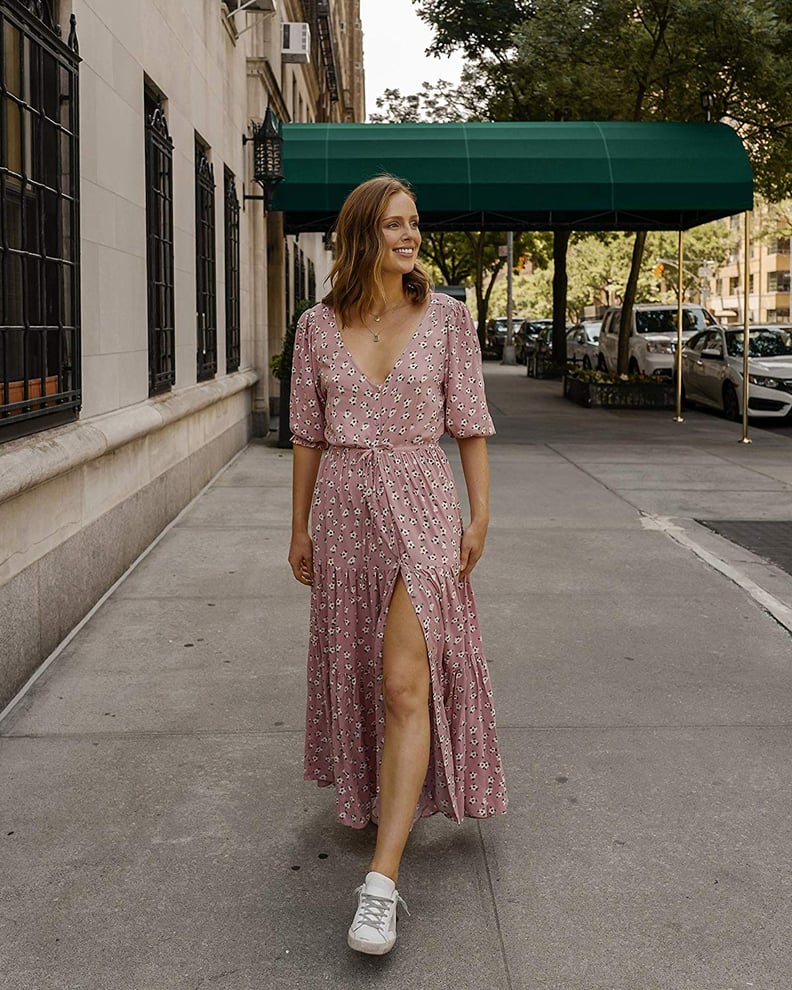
xmin=270 ymin=300 xmax=312 ymax=448
xmin=563 ymin=369 xmax=675 ymax=409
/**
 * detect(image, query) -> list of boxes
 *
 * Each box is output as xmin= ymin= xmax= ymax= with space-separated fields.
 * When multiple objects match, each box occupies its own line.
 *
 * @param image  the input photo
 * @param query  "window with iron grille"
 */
xmin=224 ymin=168 xmax=240 ymax=373
xmin=1 ymin=0 xmax=80 ymax=440
xmin=195 ymin=137 xmax=216 ymax=380
xmin=144 ymin=88 xmax=175 ymax=394
xmin=307 ymin=258 xmax=316 ymax=303
xmin=768 ymin=270 xmax=791 ymax=294
xmin=284 ymin=239 xmax=291 ymax=320
xmin=293 ymin=244 xmax=305 ymax=306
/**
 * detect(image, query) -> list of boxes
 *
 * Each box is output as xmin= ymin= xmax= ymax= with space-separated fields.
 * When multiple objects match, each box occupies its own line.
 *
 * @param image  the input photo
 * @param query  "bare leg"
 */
xmin=369 ymin=574 xmax=431 ymax=884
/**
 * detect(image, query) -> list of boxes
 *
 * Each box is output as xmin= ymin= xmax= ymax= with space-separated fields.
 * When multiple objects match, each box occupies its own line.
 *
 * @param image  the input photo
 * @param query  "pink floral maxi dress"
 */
xmin=289 ymin=293 xmax=508 ymax=828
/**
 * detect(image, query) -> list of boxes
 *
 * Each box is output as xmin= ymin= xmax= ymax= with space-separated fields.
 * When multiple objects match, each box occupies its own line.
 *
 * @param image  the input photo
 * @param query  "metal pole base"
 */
xmin=738 ymin=436 xmax=753 ymax=445
xmin=672 ymin=415 xmax=685 ymax=423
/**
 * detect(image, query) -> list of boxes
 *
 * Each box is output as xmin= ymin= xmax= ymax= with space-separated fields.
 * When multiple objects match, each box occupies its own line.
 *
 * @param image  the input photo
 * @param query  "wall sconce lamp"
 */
xmin=243 ymin=108 xmax=284 ymax=212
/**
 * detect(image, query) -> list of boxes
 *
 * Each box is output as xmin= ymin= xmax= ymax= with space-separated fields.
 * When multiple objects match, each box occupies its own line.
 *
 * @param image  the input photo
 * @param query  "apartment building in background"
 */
xmin=0 ymin=0 xmax=364 ymax=707
xmin=709 ymin=210 xmax=791 ymax=325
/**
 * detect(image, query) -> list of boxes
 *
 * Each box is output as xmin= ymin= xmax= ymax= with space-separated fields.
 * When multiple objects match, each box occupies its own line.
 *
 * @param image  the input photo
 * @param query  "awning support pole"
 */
xmin=739 ymin=211 xmax=752 ymax=444
xmin=674 ymin=229 xmax=684 ymax=422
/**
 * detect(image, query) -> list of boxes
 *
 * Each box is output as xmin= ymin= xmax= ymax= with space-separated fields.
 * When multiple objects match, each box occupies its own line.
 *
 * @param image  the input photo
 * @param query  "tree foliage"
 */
xmin=414 ymin=0 xmax=792 ymax=370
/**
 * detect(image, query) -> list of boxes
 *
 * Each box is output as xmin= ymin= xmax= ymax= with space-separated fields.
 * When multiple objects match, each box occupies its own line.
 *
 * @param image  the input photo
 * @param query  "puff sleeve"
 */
xmin=444 ymin=300 xmax=496 ymax=438
xmin=289 ymin=308 xmax=327 ymax=448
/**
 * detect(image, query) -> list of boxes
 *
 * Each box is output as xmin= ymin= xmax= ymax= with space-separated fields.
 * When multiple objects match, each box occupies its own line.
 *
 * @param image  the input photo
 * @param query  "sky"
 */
xmin=359 ymin=0 xmax=466 ymax=119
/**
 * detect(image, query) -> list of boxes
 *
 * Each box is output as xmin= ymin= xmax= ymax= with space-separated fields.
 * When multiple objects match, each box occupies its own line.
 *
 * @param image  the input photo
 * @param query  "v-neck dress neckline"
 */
xmin=333 ymin=299 xmax=433 ymax=389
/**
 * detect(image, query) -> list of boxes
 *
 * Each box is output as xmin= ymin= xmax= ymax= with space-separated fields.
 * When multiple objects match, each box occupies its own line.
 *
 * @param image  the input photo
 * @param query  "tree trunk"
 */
xmin=617 ymin=230 xmax=647 ymax=375
xmin=552 ymin=229 xmax=570 ymax=369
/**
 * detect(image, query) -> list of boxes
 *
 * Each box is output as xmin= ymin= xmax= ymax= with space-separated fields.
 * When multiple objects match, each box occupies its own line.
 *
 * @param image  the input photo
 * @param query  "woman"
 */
xmin=288 ymin=175 xmax=507 ymax=956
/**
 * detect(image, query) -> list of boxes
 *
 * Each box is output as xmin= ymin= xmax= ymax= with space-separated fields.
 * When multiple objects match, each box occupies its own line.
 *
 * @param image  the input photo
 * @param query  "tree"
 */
xmin=369 ymin=77 xmax=489 ymax=124
xmin=414 ymin=0 xmax=792 ymax=371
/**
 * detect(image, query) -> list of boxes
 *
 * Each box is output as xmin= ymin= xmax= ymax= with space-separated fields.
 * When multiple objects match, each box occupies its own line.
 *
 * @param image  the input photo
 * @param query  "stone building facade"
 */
xmin=0 ymin=0 xmax=364 ymax=707
xmin=708 ymin=209 xmax=791 ymax=325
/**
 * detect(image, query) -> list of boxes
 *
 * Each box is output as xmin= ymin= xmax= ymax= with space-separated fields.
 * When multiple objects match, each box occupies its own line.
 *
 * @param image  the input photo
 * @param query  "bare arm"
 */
xmin=456 ymin=435 xmax=490 ymax=580
xmin=289 ymin=444 xmax=323 ymax=585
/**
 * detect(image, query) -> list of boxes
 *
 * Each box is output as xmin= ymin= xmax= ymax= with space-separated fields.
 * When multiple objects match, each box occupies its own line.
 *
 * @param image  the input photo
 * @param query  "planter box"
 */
xmin=563 ymin=375 xmax=675 ymax=409
xmin=3 ymin=375 xmax=59 ymax=416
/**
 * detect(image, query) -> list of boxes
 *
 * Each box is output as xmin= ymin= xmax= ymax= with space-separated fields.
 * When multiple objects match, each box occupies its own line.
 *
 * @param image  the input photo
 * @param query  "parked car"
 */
xmin=681 ymin=324 xmax=792 ymax=420
xmin=484 ymin=317 xmax=510 ymax=359
xmin=567 ymin=320 xmax=602 ymax=369
xmin=515 ymin=319 xmax=549 ymax=364
xmin=598 ymin=304 xmax=719 ymax=377
xmin=526 ymin=321 xmax=553 ymax=378
xmin=485 ymin=317 xmax=537 ymax=361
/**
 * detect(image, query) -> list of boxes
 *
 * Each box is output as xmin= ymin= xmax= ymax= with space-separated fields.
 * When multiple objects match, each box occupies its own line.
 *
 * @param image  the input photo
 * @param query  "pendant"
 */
xmin=372 ymin=334 xmax=379 ymax=342
xmin=374 ymin=315 xmax=381 ymax=322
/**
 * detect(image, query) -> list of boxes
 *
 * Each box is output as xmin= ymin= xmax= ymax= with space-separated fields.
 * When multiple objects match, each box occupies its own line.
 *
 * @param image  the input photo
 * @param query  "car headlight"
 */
xmin=748 ymin=375 xmax=781 ymax=388
xmin=645 ymin=341 xmax=673 ymax=354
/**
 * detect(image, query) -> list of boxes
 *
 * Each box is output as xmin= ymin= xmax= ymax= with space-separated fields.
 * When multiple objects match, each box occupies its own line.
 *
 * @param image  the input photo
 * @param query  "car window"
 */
xmin=726 ymin=329 xmax=792 ymax=358
xmin=585 ymin=324 xmax=601 ymax=342
xmin=700 ymin=330 xmax=723 ymax=355
xmin=686 ymin=332 xmax=708 ymax=352
xmin=635 ymin=308 xmax=714 ymax=334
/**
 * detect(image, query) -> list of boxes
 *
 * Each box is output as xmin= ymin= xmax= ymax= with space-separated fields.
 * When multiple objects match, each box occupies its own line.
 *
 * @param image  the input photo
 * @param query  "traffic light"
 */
xmin=651 ymin=262 xmax=665 ymax=279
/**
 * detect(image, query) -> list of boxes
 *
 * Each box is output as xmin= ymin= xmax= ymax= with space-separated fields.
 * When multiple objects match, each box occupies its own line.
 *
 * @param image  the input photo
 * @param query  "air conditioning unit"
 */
xmin=282 ymin=22 xmax=310 ymax=63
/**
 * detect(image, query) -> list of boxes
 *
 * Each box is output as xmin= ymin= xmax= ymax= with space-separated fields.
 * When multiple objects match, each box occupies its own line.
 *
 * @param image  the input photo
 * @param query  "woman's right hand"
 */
xmin=288 ymin=531 xmax=315 ymax=586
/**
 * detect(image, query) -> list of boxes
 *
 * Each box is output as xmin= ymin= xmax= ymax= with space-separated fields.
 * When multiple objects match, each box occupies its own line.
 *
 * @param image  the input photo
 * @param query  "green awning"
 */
xmin=271 ymin=121 xmax=753 ymax=233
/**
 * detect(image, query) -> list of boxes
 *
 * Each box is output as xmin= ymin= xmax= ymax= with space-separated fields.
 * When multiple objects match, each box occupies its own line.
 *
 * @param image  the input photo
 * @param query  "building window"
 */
xmin=293 ymin=244 xmax=305 ymax=306
xmin=224 ymin=168 xmax=240 ymax=373
xmin=144 ymin=89 xmax=175 ymax=394
xmin=284 ymin=240 xmax=291 ymax=320
xmin=195 ymin=138 xmax=217 ymax=381
xmin=1 ymin=2 xmax=80 ymax=439
xmin=768 ymin=270 xmax=791 ymax=293
xmin=307 ymin=258 xmax=316 ymax=303
xmin=729 ymin=276 xmax=739 ymax=295
xmin=770 ymin=237 xmax=790 ymax=255
xmin=748 ymin=273 xmax=754 ymax=293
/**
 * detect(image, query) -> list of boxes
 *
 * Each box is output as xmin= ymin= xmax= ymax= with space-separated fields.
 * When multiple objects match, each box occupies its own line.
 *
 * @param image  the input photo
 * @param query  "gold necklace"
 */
xmin=371 ymin=299 xmax=407 ymax=323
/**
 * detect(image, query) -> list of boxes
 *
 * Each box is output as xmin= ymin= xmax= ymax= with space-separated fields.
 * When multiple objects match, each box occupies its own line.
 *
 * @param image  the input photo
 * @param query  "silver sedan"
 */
xmin=682 ymin=325 xmax=792 ymax=420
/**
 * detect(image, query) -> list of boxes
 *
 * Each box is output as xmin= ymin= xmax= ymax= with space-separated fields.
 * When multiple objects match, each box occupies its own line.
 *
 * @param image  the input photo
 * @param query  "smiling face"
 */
xmin=378 ymin=190 xmax=421 ymax=278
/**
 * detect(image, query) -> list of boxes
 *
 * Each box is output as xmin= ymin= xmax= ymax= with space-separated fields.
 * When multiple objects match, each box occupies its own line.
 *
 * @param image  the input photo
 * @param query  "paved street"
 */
xmin=2 ymin=364 xmax=792 ymax=990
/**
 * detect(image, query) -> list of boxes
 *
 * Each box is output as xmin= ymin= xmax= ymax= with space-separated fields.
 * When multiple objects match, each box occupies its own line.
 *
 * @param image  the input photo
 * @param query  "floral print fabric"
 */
xmin=290 ymin=293 xmax=508 ymax=827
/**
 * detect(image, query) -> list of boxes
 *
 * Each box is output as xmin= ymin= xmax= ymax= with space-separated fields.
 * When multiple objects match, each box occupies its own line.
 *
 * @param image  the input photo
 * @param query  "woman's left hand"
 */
xmin=459 ymin=519 xmax=488 ymax=580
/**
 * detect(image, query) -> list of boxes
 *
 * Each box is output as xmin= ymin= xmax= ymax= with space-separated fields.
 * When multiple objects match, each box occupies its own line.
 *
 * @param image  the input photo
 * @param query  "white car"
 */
xmin=681 ymin=325 xmax=792 ymax=420
xmin=567 ymin=321 xmax=602 ymax=369
xmin=598 ymin=304 xmax=719 ymax=377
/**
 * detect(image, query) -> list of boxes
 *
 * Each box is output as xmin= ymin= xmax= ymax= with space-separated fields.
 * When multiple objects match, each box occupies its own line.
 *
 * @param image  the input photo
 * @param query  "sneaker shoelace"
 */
xmin=352 ymin=887 xmax=410 ymax=934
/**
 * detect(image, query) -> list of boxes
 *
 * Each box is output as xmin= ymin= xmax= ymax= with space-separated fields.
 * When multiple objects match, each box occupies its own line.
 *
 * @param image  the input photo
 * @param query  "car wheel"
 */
xmin=723 ymin=382 xmax=740 ymax=421
xmin=597 ymin=355 xmax=607 ymax=371
xmin=582 ymin=356 xmax=592 ymax=370
xmin=681 ymin=385 xmax=695 ymax=409
xmin=628 ymin=359 xmax=640 ymax=375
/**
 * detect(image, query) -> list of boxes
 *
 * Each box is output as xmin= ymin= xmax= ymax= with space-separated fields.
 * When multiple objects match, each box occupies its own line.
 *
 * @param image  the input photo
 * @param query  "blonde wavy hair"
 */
xmin=322 ymin=175 xmax=432 ymax=326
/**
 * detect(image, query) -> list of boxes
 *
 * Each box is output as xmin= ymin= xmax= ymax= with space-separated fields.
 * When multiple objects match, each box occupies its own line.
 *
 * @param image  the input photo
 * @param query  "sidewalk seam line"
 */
xmin=0 ymin=444 xmax=252 ymax=729
xmin=476 ymin=822 xmax=514 ymax=990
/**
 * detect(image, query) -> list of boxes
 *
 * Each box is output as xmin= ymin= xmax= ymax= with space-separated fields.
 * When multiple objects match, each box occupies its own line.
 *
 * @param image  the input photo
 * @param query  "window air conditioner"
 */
xmin=282 ymin=22 xmax=311 ymax=63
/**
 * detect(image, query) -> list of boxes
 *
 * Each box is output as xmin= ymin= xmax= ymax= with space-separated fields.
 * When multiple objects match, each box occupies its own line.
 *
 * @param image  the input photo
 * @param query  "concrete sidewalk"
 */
xmin=2 ymin=365 xmax=792 ymax=990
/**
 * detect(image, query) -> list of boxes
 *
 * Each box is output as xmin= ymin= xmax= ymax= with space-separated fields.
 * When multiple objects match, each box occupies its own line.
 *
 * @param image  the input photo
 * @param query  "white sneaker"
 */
xmin=347 ymin=871 xmax=409 ymax=955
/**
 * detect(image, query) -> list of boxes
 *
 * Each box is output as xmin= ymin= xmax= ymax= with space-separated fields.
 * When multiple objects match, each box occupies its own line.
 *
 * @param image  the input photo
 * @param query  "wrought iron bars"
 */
xmin=195 ymin=140 xmax=217 ymax=381
xmin=144 ymin=93 xmax=175 ymax=394
xmin=224 ymin=169 xmax=241 ymax=373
